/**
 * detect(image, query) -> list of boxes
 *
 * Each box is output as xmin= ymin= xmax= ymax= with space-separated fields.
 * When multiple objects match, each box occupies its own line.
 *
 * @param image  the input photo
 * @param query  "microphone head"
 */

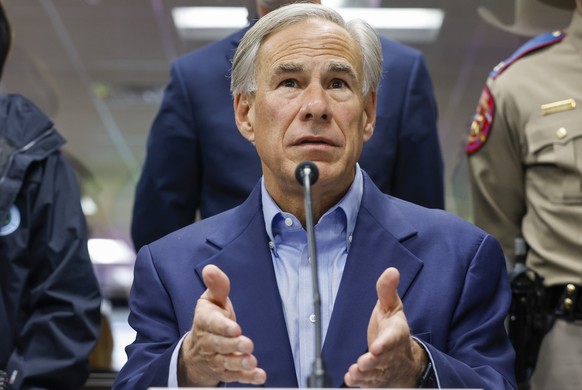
xmin=295 ymin=161 xmax=319 ymax=186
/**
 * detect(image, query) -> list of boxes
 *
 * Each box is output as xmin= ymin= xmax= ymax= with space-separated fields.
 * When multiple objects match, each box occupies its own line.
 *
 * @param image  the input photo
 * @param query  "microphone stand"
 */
xmin=295 ymin=161 xmax=331 ymax=388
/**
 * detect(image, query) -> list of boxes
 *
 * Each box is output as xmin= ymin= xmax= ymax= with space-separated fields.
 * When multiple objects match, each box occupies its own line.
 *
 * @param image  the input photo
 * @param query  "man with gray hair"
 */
xmin=114 ymin=3 xmax=515 ymax=389
xmin=130 ymin=0 xmax=443 ymax=251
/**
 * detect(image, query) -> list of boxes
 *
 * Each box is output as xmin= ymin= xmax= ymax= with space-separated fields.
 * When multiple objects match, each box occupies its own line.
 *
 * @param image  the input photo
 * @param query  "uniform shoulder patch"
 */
xmin=467 ymin=86 xmax=495 ymax=155
xmin=489 ymin=30 xmax=565 ymax=79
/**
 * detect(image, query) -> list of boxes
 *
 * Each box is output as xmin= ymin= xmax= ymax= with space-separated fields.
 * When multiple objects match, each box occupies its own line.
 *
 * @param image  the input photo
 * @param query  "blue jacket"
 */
xmin=115 ymin=172 xmax=515 ymax=390
xmin=131 ymin=27 xmax=444 ymax=250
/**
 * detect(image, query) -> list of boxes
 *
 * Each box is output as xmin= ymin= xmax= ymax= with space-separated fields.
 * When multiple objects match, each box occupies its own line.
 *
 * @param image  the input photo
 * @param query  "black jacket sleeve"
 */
xmin=3 ymin=152 xmax=101 ymax=389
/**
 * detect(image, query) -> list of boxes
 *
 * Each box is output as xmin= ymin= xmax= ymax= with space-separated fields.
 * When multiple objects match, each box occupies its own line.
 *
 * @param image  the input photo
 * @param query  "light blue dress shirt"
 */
xmin=261 ymin=166 xmax=363 ymax=387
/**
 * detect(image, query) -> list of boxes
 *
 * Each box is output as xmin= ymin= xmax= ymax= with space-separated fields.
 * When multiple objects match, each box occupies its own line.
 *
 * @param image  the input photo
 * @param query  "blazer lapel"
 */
xmin=194 ymin=185 xmax=298 ymax=387
xmin=322 ymin=174 xmax=423 ymax=386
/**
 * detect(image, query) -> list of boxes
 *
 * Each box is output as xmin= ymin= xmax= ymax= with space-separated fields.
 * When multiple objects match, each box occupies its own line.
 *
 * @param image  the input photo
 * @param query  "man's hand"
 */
xmin=178 ymin=264 xmax=267 ymax=386
xmin=344 ymin=267 xmax=427 ymax=388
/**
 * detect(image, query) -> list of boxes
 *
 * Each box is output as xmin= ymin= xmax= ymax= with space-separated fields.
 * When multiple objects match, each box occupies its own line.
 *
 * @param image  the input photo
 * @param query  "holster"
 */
xmin=508 ymin=263 xmax=554 ymax=387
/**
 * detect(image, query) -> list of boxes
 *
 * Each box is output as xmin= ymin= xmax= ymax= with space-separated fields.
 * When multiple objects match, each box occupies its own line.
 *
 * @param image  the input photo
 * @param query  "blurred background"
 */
xmin=0 ymin=0 xmax=572 ymax=373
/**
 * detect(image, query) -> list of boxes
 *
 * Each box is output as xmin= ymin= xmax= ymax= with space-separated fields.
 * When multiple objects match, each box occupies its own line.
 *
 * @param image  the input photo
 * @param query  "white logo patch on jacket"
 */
xmin=0 ymin=205 xmax=21 ymax=236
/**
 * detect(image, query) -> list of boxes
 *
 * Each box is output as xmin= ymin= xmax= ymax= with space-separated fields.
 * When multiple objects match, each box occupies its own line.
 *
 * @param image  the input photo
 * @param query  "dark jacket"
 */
xmin=0 ymin=94 xmax=101 ymax=389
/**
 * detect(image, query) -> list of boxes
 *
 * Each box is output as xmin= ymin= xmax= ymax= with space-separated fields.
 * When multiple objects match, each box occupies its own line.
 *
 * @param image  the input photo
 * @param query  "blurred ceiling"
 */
xmin=0 ymin=0 xmax=573 ymax=247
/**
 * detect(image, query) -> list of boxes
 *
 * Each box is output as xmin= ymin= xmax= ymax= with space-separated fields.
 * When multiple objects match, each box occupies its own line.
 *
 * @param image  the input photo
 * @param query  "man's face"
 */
xmin=235 ymin=19 xmax=376 ymax=198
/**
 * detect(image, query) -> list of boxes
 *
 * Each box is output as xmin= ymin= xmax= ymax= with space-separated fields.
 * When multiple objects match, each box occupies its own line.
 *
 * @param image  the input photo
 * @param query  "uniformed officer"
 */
xmin=467 ymin=0 xmax=582 ymax=389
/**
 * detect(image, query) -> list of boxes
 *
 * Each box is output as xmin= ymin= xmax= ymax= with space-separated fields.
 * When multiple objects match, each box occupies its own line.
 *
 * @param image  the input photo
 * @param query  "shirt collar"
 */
xmin=262 ymin=164 xmax=364 ymax=254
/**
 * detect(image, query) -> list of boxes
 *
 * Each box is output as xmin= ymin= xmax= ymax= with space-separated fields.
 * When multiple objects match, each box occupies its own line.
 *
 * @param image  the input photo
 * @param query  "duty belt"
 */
xmin=546 ymin=284 xmax=582 ymax=321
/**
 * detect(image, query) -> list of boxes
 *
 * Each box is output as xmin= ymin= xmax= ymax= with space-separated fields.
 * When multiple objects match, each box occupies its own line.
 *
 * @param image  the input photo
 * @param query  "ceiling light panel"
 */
xmin=172 ymin=6 xmax=444 ymax=43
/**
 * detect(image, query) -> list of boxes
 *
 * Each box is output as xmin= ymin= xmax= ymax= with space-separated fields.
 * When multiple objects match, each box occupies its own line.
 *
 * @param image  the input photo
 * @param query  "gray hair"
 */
xmin=231 ymin=3 xmax=382 ymax=96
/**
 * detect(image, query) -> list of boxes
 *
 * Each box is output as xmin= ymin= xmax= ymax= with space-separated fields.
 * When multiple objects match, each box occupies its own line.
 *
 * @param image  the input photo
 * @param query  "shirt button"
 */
xmin=348 ymin=235 xmax=353 ymax=243
xmin=285 ymin=217 xmax=293 ymax=227
xmin=268 ymin=241 xmax=274 ymax=249
xmin=309 ymin=314 xmax=316 ymax=323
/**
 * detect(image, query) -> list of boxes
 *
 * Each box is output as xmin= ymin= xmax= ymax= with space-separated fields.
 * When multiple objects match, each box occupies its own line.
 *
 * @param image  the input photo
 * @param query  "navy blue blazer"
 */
xmin=131 ymin=27 xmax=444 ymax=250
xmin=115 ymin=173 xmax=515 ymax=389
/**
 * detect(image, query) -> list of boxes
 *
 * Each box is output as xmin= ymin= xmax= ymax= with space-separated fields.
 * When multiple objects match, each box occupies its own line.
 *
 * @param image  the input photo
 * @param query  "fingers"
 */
xmin=208 ymin=341 xmax=266 ymax=385
xmin=195 ymin=297 xmax=241 ymax=338
xmin=206 ymin=348 xmax=264 ymax=382
xmin=344 ymin=344 xmax=420 ymax=388
xmin=344 ymin=360 xmax=385 ymax=388
xmin=216 ymin=353 xmax=267 ymax=385
xmin=194 ymin=331 xmax=254 ymax=356
xmin=351 ymin=267 xmax=418 ymax=388
xmin=367 ymin=267 xmax=405 ymax=355
xmin=226 ymin=369 xmax=267 ymax=385
xmin=181 ymin=330 xmax=266 ymax=386
xmin=364 ymin=266 xmax=412 ymax=360
xmin=197 ymin=264 xmax=240 ymax=337
xmin=376 ymin=267 xmax=400 ymax=314
xmin=180 ymin=265 xmax=266 ymax=386
xmin=201 ymin=264 xmax=231 ymax=307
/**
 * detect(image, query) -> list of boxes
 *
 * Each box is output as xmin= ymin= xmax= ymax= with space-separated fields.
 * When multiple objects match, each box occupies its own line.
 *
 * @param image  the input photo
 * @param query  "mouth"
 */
xmin=294 ymin=136 xmax=336 ymax=147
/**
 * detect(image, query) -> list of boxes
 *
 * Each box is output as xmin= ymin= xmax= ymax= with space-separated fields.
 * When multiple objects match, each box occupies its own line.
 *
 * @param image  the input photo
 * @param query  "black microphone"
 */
xmin=295 ymin=161 xmax=331 ymax=388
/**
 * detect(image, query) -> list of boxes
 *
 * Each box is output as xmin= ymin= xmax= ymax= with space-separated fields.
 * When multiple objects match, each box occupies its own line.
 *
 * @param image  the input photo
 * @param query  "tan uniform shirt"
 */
xmin=468 ymin=12 xmax=582 ymax=286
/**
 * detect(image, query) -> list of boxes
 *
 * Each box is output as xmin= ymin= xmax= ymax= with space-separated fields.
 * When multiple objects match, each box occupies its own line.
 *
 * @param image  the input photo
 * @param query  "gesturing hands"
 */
xmin=344 ymin=267 xmax=428 ymax=388
xmin=178 ymin=265 xmax=426 ymax=388
xmin=178 ymin=264 xmax=267 ymax=387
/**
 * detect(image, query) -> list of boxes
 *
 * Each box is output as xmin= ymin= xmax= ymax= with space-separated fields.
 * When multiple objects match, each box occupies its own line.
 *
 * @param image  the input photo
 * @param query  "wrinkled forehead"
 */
xmin=258 ymin=18 xmax=361 ymax=67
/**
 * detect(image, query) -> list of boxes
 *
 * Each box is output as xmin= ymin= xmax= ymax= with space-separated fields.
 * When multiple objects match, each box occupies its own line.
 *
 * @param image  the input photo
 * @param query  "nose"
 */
xmin=299 ymin=85 xmax=332 ymax=123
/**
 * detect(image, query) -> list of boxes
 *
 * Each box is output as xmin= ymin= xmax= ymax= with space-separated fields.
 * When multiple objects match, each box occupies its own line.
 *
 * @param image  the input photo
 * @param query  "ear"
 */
xmin=363 ymin=91 xmax=377 ymax=142
xmin=234 ymin=93 xmax=255 ymax=143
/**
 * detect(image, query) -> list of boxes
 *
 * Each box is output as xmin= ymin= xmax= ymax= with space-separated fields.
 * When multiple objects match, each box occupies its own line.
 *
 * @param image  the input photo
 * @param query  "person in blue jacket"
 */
xmin=0 ymin=3 xmax=101 ymax=388
xmin=131 ymin=0 xmax=444 ymax=250
xmin=114 ymin=4 xmax=515 ymax=389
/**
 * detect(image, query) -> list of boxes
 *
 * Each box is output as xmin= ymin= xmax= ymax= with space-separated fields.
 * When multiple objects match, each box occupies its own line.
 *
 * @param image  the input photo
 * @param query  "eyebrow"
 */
xmin=327 ymin=62 xmax=357 ymax=81
xmin=272 ymin=61 xmax=357 ymax=81
xmin=274 ymin=62 xmax=303 ymax=76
